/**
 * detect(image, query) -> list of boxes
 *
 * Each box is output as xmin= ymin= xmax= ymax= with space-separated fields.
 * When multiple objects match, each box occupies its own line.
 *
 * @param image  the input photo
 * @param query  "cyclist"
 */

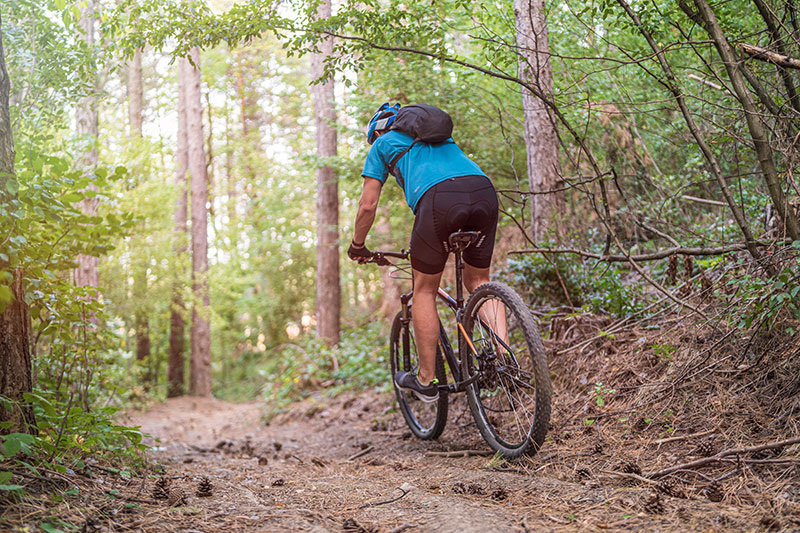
xmin=347 ymin=103 xmax=500 ymax=403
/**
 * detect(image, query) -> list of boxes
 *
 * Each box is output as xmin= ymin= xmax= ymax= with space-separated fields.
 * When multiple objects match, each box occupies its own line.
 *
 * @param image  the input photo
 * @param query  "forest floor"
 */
xmin=110 ymin=312 xmax=800 ymax=533
xmin=4 ymin=312 xmax=800 ymax=532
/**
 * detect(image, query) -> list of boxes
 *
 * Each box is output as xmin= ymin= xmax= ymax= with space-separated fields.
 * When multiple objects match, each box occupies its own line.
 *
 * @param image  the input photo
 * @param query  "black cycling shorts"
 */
xmin=410 ymin=175 xmax=499 ymax=275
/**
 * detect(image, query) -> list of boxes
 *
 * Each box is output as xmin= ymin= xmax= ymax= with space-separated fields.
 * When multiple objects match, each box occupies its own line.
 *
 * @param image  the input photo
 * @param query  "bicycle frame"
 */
xmin=395 ymin=246 xmax=484 ymax=394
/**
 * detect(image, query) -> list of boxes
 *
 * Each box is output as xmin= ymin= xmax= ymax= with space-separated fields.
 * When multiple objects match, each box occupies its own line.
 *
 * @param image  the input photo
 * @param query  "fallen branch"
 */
xmin=738 ymin=43 xmax=800 ymax=70
xmin=719 ymin=457 xmax=800 ymax=465
xmin=358 ymin=488 xmax=409 ymax=509
xmin=654 ymin=426 xmax=718 ymax=445
xmin=347 ymin=446 xmax=374 ymax=461
xmin=425 ymin=449 xmax=492 ymax=457
xmin=647 ymin=436 xmax=800 ymax=478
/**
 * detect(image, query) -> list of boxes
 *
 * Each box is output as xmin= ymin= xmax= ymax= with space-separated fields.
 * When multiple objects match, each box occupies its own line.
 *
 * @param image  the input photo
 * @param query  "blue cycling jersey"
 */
xmin=361 ymin=130 xmax=488 ymax=212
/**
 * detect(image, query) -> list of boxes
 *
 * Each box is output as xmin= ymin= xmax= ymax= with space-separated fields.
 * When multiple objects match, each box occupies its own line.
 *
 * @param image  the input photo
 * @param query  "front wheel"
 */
xmin=389 ymin=311 xmax=448 ymax=440
xmin=462 ymin=282 xmax=551 ymax=458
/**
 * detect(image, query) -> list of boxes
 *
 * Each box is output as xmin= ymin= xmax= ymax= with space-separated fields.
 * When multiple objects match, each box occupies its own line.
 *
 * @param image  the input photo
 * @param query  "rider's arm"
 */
xmin=353 ymin=177 xmax=382 ymax=245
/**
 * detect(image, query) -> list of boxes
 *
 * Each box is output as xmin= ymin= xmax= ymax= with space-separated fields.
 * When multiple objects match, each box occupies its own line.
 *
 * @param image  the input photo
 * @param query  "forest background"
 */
xmin=1 ymin=0 xmax=800 ymax=505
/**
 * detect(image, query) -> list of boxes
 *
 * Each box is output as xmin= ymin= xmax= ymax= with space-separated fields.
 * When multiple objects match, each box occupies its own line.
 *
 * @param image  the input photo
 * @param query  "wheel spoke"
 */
xmin=462 ymin=283 xmax=551 ymax=457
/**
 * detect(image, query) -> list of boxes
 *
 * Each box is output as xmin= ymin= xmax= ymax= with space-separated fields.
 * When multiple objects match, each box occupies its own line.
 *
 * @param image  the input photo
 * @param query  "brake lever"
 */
xmin=372 ymin=253 xmax=391 ymax=266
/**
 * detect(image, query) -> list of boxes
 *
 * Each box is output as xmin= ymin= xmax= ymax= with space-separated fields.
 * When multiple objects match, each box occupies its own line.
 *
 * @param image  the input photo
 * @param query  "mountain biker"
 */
xmin=347 ymin=102 xmax=500 ymax=403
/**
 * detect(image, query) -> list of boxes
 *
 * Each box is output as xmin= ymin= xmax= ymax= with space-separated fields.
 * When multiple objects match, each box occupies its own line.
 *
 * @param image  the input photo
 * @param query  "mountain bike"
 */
xmin=367 ymin=231 xmax=551 ymax=458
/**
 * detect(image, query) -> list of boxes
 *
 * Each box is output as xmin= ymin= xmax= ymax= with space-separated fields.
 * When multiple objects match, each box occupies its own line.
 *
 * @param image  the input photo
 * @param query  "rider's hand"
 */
xmin=347 ymin=240 xmax=373 ymax=264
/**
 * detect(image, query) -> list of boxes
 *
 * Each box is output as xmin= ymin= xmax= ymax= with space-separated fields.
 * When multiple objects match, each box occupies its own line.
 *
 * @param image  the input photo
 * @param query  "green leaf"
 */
xmin=0 ymin=484 xmax=24 ymax=491
xmin=54 ymin=0 xmax=67 ymax=9
xmin=1 ymin=438 xmax=20 ymax=458
xmin=40 ymin=523 xmax=65 ymax=533
xmin=4 ymin=179 xmax=18 ymax=195
xmin=62 ymin=192 xmax=83 ymax=203
xmin=0 ymin=471 xmax=12 ymax=484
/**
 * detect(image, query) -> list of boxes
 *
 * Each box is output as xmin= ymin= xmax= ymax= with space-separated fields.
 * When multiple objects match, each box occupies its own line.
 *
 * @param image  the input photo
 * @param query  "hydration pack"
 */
xmin=387 ymin=104 xmax=454 ymax=186
xmin=391 ymin=104 xmax=453 ymax=144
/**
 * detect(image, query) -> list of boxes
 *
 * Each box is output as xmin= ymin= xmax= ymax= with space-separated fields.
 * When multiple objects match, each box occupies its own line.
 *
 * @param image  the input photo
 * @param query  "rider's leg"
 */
xmin=412 ymin=268 xmax=444 ymax=385
xmin=463 ymin=263 xmax=508 ymax=345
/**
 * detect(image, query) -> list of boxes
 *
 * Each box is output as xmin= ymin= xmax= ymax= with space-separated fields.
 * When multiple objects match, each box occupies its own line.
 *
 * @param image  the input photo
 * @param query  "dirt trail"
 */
xmin=125 ymin=393 xmax=575 ymax=532
xmin=120 ymin=387 xmax=758 ymax=533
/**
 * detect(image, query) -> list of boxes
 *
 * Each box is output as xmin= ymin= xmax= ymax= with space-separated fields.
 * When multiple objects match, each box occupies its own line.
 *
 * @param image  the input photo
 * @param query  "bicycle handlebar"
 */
xmin=365 ymin=250 xmax=410 ymax=266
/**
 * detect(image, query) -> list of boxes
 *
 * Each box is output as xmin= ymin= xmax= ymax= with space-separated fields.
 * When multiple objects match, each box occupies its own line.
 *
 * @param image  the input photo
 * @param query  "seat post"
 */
xmin=454 ymin=249 xmax=465 ymax=310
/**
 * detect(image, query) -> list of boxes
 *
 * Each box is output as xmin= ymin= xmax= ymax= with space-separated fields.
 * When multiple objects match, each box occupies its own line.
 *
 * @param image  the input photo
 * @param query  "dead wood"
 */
xmin=654 ymin=427 xmax=718 ymax=445
xmin=647 ymin=436 xmax=800 ymax=478
xmin=738 ymin=43 xmax=800 ymax=70
xmin=347 ymin=445 xmax=374 ymax=461
xmin=510 ymin=244 xmax=751 ymax=262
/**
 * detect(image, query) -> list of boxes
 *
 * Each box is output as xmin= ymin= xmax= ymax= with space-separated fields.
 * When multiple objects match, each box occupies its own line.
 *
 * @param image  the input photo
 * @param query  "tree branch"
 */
xmin=509 ymin=244 xmax=750 ymax=262
xmin=738 ymin=42 xmax=800 ymax=70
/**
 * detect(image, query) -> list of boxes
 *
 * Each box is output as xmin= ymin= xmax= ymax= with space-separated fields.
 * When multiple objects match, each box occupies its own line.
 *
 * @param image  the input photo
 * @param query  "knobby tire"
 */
xmin=461 ymin=281 xmax=551 ymax=458
xmin=389 ymin=311 xmax=448 ymax=440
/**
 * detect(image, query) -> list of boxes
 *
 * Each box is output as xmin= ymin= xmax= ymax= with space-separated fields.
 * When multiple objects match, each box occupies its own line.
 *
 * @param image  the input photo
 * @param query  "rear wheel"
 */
xmin=462 ymin=282 xmax=551 ymax=458
xmin=390 ymin=310 xmax=448 ymax=440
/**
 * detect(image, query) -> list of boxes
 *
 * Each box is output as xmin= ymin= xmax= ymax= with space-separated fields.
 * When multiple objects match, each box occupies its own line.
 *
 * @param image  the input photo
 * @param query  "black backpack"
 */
xmin=387 ymin=104 xmax=454 ymax=186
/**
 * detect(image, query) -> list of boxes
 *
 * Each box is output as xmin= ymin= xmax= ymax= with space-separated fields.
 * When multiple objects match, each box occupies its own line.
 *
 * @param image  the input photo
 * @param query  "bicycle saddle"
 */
xmin=446 ymin=231 xmax=482 ymax=252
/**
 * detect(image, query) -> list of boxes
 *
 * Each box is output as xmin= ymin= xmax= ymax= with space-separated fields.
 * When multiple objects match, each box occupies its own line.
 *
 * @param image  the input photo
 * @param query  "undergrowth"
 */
xmin=0 ymin=391 xmax=147 ymax=502
xmin=209 ymin=321 xmax=390 ymax=422
xmin=505 ymin=250 xmax=644 ymax=316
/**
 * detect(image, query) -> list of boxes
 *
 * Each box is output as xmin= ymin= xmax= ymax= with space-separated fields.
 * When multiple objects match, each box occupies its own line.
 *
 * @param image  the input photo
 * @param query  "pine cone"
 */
xmin=620 ymin=460 xmax=642 ymax=476
xmin=700 ymin=272 xmax=712 ymax=297
xmin=706 ymin=481 xmax=723 ymax=502
xmin=683 ymin=255 xmax=693 ymax=279
xmin=657 ymin=477 xmax=685 ymax=498
xmin=667 ymin=255 xmax=678 ymax=284
xmin=151 ymin=476 xmax=170 ymax=500
xmin=168 ymin=487 xmax=188 ymax=507
xmin=196 ymin=476 xmax=213 ymax=498
xmin=693 ymin=440 xmax=714 ymax=457
xmin=643 ymin=492 xmax=664 ymax=514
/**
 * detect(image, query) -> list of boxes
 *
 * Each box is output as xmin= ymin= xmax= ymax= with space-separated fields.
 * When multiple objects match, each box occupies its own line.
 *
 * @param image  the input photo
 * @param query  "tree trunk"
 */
xmin=0 ymin=16 xmax=35 ymax=434
xmin=74 ymin=0 xmax=99 ymax=289
xmin=692 ymin=0 xmax=800 ymax=241
xmin=168 ymin=58 xmax=189 ymax=398
xmin=128 ymin=48 xmax=151 ymax=364
xmin=186 ymin=48 xmax=211 ymax=397
xmin=312 ymin=0 xmax=341 ymax=348
xmin=513 ymin=0 xmax=565 ymax=242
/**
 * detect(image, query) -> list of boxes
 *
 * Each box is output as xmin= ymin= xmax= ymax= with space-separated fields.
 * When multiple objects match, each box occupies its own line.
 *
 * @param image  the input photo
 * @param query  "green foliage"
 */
xmin=0 ymin=391 xmax=147 ymax=498
xmin=25 ymin=391 xmax=146 ymax=460
xmin=650 ymin=343 xmax=676 ymax=360
xmin=259 ymin=322 xmax=390 ymax=422
xmin=592 ymin=382 xmax=616 ymax=407
xmin=505 ymin=251 xmax=643 ymax=316
xmin=725 ymin=242 xmax=800 ymax=334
